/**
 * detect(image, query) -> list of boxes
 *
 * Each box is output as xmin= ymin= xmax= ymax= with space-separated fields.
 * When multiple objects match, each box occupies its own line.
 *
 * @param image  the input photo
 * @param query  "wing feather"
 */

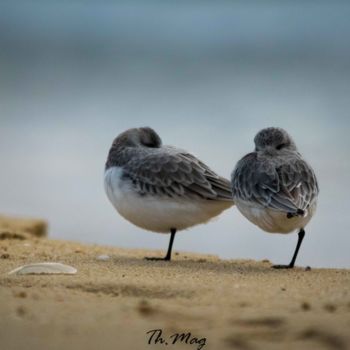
xmin=121 ymin=147 xmax=233 ymax=201
xmin=231 ymin=153 xmax=318 ymax=213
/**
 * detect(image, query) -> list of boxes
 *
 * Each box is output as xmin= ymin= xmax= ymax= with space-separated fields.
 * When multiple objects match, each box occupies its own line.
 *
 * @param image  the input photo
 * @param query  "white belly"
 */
xmin=236 ymin=199 xmax=317 ymax=234
xmin=104 ymin=167 xmax=233 ymax=233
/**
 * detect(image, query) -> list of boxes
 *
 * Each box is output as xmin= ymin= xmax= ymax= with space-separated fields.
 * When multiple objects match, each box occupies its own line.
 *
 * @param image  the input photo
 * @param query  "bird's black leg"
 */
xmin=145 ymin=228 xmax=177 ymax=261
xmin=273 ymin=229 xmax=305 ymax=269
xmin=164 ymin=228 xmax=176 ymax=261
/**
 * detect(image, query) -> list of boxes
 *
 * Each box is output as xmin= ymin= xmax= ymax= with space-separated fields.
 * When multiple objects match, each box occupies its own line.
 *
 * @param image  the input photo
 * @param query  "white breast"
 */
xmin=104 ymin=166 xmax=233 ymax=234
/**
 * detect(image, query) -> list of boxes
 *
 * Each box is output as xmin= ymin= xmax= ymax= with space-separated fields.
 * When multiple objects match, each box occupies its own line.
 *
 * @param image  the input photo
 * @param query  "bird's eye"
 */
xmin=143 ymin=142 xmax=156 ymax=148
xmin=142 ymin=139 xmax=159 ymax=148
xmin=276 ymin=143 xmax=287 ymax=150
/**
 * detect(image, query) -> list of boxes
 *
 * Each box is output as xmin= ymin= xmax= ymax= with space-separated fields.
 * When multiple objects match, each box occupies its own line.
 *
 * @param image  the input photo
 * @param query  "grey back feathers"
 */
xmin=232 ymin=127 xmax=319 ymax=214
xmin=106 ymin=127 xmax=233 ymax=201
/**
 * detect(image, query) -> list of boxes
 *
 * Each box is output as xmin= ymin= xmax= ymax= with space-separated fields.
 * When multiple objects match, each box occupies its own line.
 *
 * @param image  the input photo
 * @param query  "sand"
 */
xmin=0 ymin=217 xmax=350 ymax=350
xmin=0 ymin=215 xmax=47 ymax=239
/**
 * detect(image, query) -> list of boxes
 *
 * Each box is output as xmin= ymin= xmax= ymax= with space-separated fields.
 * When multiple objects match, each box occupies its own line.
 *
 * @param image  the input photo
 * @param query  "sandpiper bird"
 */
xmin=104 ymin=127 xmax=233 ymax=261
xmin=231 ymin=127 xmax=319 ymax=268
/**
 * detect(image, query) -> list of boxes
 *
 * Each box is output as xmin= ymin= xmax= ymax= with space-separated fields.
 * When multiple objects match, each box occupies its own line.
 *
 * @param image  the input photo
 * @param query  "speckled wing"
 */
xmin=231 ymin=153 xmax=318 ymax=213
xmin=121 ymin=147 xmax=233 ymax=201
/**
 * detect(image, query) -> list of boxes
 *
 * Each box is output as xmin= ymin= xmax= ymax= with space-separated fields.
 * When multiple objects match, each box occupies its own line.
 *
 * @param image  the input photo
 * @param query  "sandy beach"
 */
xmin=0 ymin=216 xmax=349 ymax=350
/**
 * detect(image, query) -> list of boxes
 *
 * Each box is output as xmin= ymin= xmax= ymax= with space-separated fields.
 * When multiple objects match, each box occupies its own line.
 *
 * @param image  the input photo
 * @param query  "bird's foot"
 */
xmin=144 ymin=256 xmax=170 ymax=262
xmin=272 ymin=264 xmax=294 ymax=269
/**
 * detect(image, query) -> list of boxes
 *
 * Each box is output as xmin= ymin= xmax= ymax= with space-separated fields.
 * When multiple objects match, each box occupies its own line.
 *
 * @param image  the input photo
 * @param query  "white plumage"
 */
xmin=235 ymin=199 xmax=317 ymax=234
xmin=231 ymin=127 xmax=319 ymax=268
xmin=104 ymin=127 xmax=233 ymax=260
xmin=105 ymin=166 xmax=232 ymax=233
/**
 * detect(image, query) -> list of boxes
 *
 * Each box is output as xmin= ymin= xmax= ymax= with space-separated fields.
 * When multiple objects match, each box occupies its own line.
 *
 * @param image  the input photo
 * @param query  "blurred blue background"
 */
xmin=1 ymin=1 xmax=349 ymax=267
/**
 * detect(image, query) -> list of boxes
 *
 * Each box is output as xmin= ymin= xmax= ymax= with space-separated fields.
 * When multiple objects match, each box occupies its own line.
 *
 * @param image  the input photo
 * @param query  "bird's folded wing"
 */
xmin=231 ymin=153 xmax=318 ymax=213
xmin=122 ymin=149 xmax=233 ymax=201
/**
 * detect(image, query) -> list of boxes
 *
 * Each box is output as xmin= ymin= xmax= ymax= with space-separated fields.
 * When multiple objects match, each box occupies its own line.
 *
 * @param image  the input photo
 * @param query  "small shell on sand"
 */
xmin=96 ymin=254 xmax=110 ymax=261
xmin=8 ymin=262 xmax=77 ymax=275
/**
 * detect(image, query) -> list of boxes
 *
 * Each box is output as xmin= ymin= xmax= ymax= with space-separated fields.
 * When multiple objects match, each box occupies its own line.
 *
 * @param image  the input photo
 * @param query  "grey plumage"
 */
xmin=106 ymin=127 xmax=233 ymax=202
xmin=231 ymin=128 xmax=318 ymax=215
xmin=231 ymin=127 xmax=319 ymax=268
xmin=104 ymin=127 xmax=233 ymax=260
